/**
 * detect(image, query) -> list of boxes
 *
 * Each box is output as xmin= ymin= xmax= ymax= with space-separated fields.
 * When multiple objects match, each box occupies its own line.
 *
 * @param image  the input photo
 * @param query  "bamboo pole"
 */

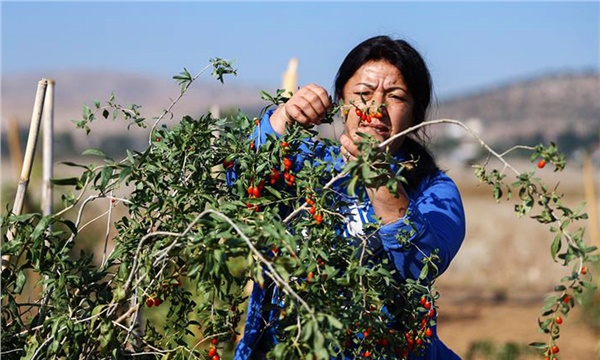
xmin=2 ymin=79 xmax=48 ymax=271
xmin=41 ymin=80 xmax=55 ymax=217
xmin=583 ymin=151 xmax=599 ymax=247
xmin=282 ymin=57 xmax=298 ymax=95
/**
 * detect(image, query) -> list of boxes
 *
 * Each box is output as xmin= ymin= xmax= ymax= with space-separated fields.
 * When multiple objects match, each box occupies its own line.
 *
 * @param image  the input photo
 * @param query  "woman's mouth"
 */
xmin=358 ymin=122 xmax=390 ymax=138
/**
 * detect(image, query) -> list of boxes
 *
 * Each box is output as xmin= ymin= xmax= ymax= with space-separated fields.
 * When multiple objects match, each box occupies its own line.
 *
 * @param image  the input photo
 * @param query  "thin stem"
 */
xmin=148 ymin=63 xmax=215 ymax=145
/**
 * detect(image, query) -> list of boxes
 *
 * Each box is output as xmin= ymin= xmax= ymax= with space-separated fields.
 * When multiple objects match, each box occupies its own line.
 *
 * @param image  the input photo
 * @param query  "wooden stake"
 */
xmin=2 ymin=79 xmax=48 ymax=271
xmin=42 ymin=79 xmax=55 ymax=217
xmin=583 ymin=151 xmax=599 ymax=247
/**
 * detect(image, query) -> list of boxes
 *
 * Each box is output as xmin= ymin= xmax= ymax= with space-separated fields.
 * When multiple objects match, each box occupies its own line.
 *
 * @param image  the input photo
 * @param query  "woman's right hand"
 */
xmin=270 ymin=84 xmax=332 ymax=135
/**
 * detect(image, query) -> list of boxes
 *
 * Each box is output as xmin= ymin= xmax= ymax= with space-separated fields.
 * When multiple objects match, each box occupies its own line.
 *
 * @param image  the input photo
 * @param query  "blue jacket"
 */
xmin=234 ymin=111 xmax=466 ymax=359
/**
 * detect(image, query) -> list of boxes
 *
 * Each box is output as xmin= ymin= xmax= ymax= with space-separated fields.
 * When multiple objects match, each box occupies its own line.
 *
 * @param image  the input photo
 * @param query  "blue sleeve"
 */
xmin=253 ymin=109 xmax=282 ymax=145
xmin=378 ymin=173 xmax=466 ymax=280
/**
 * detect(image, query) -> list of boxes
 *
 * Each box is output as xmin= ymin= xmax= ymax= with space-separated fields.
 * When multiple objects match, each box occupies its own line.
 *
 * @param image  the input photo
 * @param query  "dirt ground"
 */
xmin=435 ymin=289 xmax=599 ymax=359
xmin=433 ymin=160 xmax=600 ymax=360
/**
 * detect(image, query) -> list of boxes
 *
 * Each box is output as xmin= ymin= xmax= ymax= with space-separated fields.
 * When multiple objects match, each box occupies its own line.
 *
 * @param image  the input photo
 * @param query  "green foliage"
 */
xmin=1 ymin=58 xmax=597 ymax=360
xmin=474 ymin=142 xmax=597 ymax=358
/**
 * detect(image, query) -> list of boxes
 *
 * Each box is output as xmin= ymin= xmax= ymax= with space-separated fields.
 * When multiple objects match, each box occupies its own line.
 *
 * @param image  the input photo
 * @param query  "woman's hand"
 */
xmin=341 ymin=130 xmax=410 ymax=224
xmin=339 ymin=132 xmax=361 ymax=162
xmin=270 ymin=84 xmax=331 ymax=135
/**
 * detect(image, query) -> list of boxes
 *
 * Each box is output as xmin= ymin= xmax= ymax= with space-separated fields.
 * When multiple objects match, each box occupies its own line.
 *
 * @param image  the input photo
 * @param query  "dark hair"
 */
xmin=334 ymin=35 xmax=439 ymax=190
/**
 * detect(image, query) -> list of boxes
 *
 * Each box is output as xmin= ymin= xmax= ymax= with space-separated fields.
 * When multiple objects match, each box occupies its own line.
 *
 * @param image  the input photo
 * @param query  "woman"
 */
xmin=235 ymin=35 xmax=466 ymax=359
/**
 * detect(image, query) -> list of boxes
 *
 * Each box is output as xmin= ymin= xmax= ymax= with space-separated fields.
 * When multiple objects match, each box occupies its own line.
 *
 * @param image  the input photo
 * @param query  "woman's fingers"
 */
xmin=270 ymin=85 xmax=331 ymax=134
xmin=340 ymin=133 xmax=360 ymax=161
xmin=285 ymin=84 xmax=331 ymax=127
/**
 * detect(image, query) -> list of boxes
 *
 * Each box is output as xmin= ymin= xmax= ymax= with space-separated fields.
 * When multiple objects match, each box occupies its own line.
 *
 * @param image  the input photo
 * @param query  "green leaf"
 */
xmin=50 ymin=177 xmax=80 ymax=186
xmin=551 ymin=234 xmax=562 ymax=260
xmin=82 ymin=148 xmax=109 ymax=158
xmin=347 ymin=176 xmax=358 ymax=197
xmin=528 ymin=342 xmax=548 ymax=350
xmin=15 ymin=270 xmax=26 ymax=293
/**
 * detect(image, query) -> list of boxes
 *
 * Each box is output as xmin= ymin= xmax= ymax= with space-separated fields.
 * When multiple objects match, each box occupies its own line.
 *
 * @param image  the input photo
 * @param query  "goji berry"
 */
xmin=537 ymin=159 xmax=546 ymax=169
xmin=314 ymin=213 xmax=323 ymax=224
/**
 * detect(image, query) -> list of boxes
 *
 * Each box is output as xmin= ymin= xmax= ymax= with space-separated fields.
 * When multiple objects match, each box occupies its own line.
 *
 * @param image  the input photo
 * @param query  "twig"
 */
xmin=148 ymin=63 xmax=216 ymax=145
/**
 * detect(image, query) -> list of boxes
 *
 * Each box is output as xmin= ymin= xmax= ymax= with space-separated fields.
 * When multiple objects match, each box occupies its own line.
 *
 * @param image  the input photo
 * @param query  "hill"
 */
xmin=431 ymin=71 xmax=600 ymax=145
xmin=2 ymin=69 xmax=598 ymax=157
xmin=1 ymin=69 xmax=270 ymax=135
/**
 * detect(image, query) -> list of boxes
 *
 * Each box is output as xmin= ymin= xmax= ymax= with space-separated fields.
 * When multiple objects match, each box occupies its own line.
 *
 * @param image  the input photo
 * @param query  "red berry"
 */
xmin=416 ymin=338 xmax=423 ymax=345
xmin=425 ymin=328 xmax=432 ymax=337
xmin=419 ymin=296 xmax=427 ymax=306
xmin=362 ymin=350 xmax=371 ymax=357
xmin=424 ymin=301 xmax=431 ymax=310
xmin=563 ymin=295 xmax=570 ymax=304
xmin=156 ymin=137 xmax=161 ymax=142
xmin=208 ymin=347 xmax=217 ymax=357
xmin=555 ymin=316 xmax=563 ymax=325
xmin=146 ymin=298 xmax=154 ymax=307
xmin=280 ymin=141 xmax=289 ymax=148
xmin=307 ymin=272 xmax=315 ymax=282
xmin=250 ymin=142 xmax=255 ymax=150
xmin=153 ymin=298 xmax=162 ymax=306
xmin=355 ymin=108 xmax=363 ymax=117
xmin=283 ymin=157 xmax=292 ymax=170
xmin=211 ymin=355 xmax=220 ymax=360
xmin=211 ymin=338 xmax=218 ymax=345
xmin=314 ymin=213 xmax=323 ymax=225
xmin=252 ymin=187 xmax=261 ymax=198
xmin=581 ymin=266 xmax=588 ymax=275
xmin=551 ymin=345 xmax=559 ymax=354
xmin=254 ymin=117 xmax=259 ymax=125
xmin=378 ymin=338 xmax=389 ymax=347
xmin=537 ymin=159 xmax=546 ymax=168
xmin=309 ymin=206 xmax=316 ymax=215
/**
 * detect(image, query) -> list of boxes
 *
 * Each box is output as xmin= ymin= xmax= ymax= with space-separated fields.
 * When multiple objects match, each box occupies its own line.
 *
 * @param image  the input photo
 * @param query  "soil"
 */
xmin=434 ymin=160 xmax=600 ymax=360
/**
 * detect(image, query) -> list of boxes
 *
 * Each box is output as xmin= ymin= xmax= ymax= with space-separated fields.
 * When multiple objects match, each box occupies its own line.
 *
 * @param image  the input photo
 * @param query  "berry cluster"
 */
xmin=354 ymin=107 xmax=383 ymax=124
xmin=305 ymin=196 xmax=324 ymax=225
xmin=145 ymin=276 xmax=182 ymax=308
xmin=207 ymin=338 xmax=220 ymax=360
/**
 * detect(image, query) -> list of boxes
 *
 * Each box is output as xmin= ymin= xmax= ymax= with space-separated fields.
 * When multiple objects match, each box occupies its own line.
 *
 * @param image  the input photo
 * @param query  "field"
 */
xmin=434 ymin=159 xmax=599 ymax=359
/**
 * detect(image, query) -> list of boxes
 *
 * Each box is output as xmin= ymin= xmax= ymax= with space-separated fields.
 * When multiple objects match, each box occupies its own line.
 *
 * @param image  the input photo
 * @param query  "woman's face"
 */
xmin=341 ymin=60 xmax=415 ymax=153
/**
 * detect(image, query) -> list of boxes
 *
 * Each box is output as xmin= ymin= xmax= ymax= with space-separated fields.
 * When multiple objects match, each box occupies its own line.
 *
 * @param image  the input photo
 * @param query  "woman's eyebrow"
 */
xmin=384 ymin=85 xmax=409 ymax=93
xmin=354 ymin=82 xmax=376 ymax=89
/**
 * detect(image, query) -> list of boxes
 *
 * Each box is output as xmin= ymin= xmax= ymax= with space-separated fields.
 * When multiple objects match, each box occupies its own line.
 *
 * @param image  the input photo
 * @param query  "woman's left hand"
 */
xmin=339 ymin=132 xmax=360 ymax=162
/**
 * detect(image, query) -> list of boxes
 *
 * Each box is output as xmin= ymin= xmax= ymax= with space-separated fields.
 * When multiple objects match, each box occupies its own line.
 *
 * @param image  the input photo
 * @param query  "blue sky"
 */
xmin=2 ymin=1 xmax=598 ymax=100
